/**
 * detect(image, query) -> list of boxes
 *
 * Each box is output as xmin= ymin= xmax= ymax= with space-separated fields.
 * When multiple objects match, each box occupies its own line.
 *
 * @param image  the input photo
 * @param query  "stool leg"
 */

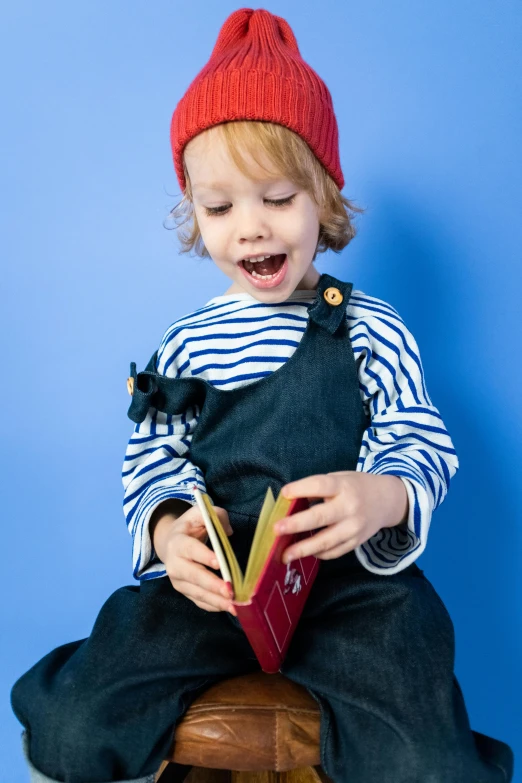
xmin=185 ymin=769 xmax=231 ymax=782
xmin=312 ymin=767 xmax=335 ymax=783
xmin=156 ymin=761 xmax=170 ymax=781
xmin=279 ymin=770 xmax=324 ymax=783
xmin=156 ymin=768 xmax=333 ymax=783
xmin=156 ymin=762 xmax=197 ymax=782
xmin=231 ymin=769 xmax=328 ymax=783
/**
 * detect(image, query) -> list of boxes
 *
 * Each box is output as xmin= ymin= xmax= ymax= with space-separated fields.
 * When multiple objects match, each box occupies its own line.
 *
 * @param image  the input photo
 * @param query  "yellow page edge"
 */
xmin=202 ymin=492 xmax=244 ymax=594
xmin=242 ymin=487 xmax=293 ymax=600
xmin=192 ymin=487 xmax=244 ymax=594
xmin=192 ymin=487 xmax=232 ymax=586
xmin=242 ymin=485 xmax=275 ymax=596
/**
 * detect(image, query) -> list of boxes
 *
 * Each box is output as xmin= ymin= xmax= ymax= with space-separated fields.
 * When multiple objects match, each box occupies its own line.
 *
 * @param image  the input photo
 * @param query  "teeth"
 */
xmin=250 ymin=269 xmax=279 ymax=279
xmin=243 ymin=255 xmax=272 ymax=262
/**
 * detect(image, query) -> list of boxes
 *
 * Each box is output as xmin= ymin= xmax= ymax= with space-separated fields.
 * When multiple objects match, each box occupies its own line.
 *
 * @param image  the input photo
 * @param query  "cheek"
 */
xmin=285 ymin=214 xmax=319 ymax=250
xmin=198 ymin=218 xmax=227 ymax=253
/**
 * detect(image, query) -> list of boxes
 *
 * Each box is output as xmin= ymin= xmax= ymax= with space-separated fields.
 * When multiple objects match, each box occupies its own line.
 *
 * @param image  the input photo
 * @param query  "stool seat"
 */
xmin=169 ymin=672 xmax=322 ymax=772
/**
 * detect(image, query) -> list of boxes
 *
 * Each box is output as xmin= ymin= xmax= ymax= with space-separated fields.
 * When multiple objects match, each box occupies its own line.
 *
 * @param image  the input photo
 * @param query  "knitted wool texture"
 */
xmin=170 ymin=7 xmax=344 ymax=193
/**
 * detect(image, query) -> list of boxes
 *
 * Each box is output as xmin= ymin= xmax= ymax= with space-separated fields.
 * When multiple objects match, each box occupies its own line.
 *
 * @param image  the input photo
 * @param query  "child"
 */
xmin=11 ymin=8 xmax=514 ymax=783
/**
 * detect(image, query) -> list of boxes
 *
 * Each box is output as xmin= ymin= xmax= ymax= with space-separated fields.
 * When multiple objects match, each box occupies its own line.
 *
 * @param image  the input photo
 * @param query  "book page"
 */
xmin=241 ymin=485 xmax=276 ymax=600
xmin=241 ymin=488 xmax=293 ymax=600
xmin=195 ymin=489 xmax=244 ymax=594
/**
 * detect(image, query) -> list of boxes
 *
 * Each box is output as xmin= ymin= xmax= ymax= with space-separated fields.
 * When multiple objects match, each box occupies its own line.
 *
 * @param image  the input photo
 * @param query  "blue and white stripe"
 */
xmin=122 ymin=288 xmax=459 ymax=580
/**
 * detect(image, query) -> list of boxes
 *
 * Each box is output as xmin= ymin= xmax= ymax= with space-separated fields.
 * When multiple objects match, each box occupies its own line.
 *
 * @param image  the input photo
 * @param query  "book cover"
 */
xmin=192 ymin=486 xmax=320 ymax=673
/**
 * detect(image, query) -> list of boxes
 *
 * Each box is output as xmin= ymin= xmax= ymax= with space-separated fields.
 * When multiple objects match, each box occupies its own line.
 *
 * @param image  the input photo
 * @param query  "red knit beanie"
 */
xmin=170 ymin=7 xmax=344 ymax=193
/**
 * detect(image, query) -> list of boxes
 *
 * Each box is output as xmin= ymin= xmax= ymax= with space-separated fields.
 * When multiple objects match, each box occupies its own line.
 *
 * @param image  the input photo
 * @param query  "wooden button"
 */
xmin=127 ymin=377 xmax=134 ymax=396
xmin=323 ymin=287 xmax=343 ymax=306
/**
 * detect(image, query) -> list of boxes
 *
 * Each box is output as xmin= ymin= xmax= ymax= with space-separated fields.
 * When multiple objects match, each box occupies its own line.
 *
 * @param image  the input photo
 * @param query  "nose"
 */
xmin=236 ymin=202 xmax=270 ymax=245
xmin=239 ymin=233 xmax=265 ymax=250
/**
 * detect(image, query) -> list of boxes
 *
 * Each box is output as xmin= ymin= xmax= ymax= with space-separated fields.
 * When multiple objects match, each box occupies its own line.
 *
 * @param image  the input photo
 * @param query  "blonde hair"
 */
xmin=165 ymin=121 xmax=365 ymax=260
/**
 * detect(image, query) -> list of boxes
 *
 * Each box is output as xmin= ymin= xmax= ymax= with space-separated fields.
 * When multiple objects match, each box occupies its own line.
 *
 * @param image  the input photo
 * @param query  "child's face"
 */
xmin=184 ymin=127 xmax=321 ymax=300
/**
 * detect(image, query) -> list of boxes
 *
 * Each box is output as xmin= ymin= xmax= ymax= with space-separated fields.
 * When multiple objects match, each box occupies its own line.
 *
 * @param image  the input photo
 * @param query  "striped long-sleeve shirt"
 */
xmin=122 ymin=287 xmax=459 ymax=581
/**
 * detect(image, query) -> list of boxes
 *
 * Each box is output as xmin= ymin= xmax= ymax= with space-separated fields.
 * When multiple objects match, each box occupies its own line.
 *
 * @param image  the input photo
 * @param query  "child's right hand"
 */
xmin=152 ymin=502 xmax=236 ymax=615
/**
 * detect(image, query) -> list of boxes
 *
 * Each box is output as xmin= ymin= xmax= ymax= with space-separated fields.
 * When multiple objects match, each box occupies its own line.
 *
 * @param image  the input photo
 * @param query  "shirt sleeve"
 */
xmin=349 ymin=295 xmax=459 ymax=575
xmin=121 ymin=326 xmax=207 ymax=581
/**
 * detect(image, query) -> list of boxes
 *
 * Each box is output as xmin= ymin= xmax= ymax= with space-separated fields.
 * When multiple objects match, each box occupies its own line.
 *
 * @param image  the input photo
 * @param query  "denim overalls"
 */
xmin=11 ymin=272 xmax=514 ymax=783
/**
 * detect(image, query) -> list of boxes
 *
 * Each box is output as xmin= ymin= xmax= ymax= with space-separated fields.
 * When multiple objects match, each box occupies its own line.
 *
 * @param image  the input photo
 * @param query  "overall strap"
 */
xmin=126 ymin=272 xmax=354 ymax=424
xmin=126 ymin=352 xmax=206 ymax=424
xmin=309 ymin=273 xmax=353 ymax=335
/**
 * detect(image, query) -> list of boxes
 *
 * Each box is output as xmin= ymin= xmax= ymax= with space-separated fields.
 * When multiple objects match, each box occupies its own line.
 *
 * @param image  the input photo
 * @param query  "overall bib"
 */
xmin=11 ymin=273 xmax=514 ymax=783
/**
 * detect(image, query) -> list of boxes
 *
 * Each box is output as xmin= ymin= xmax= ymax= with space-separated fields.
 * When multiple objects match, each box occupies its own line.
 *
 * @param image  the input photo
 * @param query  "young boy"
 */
xmin=11 ymin=8 xmax=514 ymax=783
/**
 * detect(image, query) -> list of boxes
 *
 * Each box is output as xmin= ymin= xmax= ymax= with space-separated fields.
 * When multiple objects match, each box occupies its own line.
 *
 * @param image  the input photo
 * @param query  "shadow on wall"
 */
xmin=337 ymin=187 xmax=521 ymax=749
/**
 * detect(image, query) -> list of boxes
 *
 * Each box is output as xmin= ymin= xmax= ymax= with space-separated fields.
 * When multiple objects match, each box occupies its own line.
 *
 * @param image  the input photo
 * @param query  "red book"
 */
xmin=192 ymin=486 xmax=320 ymax=673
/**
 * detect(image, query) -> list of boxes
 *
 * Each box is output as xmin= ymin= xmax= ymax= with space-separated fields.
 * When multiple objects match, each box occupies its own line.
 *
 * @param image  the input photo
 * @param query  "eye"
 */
xmin=266 ymin=194 xmax=297 ymax=208
xmin=203 ymin=194 xmax=297 ymax=217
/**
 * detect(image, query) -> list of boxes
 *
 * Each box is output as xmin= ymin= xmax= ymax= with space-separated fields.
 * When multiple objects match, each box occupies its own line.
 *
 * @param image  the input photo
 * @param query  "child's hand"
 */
xmin=274 ymin=471 xmax=409 ymax=563
xmin=152 ymin=503 xmax=237 ymax=614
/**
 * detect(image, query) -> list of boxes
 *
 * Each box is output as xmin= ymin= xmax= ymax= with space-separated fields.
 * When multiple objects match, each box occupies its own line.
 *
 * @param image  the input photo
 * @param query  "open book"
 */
xmin=192 ymin=485 xmax=320 ymax=673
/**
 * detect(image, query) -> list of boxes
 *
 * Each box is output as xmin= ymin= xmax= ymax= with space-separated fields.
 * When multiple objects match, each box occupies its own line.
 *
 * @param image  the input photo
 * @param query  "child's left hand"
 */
xmin=274 ymin=471 xmax=409 ymax=563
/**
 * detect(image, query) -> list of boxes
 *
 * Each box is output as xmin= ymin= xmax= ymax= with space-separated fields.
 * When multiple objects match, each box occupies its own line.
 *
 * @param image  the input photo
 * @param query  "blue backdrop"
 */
xmin=2 ymin=1 xmax=521 ymax=780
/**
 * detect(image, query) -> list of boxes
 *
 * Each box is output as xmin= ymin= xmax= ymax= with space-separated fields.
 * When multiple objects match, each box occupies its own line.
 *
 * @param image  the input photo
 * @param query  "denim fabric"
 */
xmin=11 ymin=579 xmax=259 ymax=782
xmin=19 ymin=731 xmax=156 ymax=783
xmin=11 ymin=272 xmax=514 ymax=782
xmin=279 ymin=550 xmax=514 ymax=782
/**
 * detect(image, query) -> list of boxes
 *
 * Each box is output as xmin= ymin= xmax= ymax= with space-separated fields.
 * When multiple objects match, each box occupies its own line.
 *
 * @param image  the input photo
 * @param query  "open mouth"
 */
xmin=241 ymin=254 xmax=287 ymax=279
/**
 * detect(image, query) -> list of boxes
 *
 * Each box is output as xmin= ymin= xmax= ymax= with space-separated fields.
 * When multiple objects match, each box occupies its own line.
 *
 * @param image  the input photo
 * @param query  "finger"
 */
xmin=173 ymin=559 xmax=233 ymax=599
xmin=282 ymin=473 xmax=346 ymax=501
xmin=187 ymin=519 xmax=210 ymax=541
xmin=281 ymin=526 xmax=345 ymax=564
xmin=178 ymin=506 xmax=211 ymax=537
xmin=194 ymin=599 xmax=237 ymax=616
xmin=181 ymin=504 xmax=207 ymax=524
xmin=174 ymin=579 xmax=234 ymax=613
xmin=274 ymin=498 xmax=337 ymax=535
xmin=185 ymin=505 xmax=233 ymax=537
xmin=193 ymin=599 xmax=222 ymax=612
xmin=177 ymin=535 xmax=220 ymax=570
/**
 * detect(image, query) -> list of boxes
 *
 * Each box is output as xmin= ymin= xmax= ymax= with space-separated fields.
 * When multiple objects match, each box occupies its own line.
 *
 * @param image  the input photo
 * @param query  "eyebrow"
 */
xmin=191 ymin=183 xmax=229 ymax=193
xmin=192 ymin=177 xmax=287 ymax=193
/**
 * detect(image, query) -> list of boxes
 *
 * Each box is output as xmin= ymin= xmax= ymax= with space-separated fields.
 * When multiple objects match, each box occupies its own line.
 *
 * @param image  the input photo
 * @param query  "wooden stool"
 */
xmin=156 ymin=672 xmax=333 ymax=783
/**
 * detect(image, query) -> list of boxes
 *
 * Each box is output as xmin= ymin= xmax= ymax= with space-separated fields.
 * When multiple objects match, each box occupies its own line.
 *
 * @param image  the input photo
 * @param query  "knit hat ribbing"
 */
xmin=170 ymin=8 xmax=344 ymax=193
